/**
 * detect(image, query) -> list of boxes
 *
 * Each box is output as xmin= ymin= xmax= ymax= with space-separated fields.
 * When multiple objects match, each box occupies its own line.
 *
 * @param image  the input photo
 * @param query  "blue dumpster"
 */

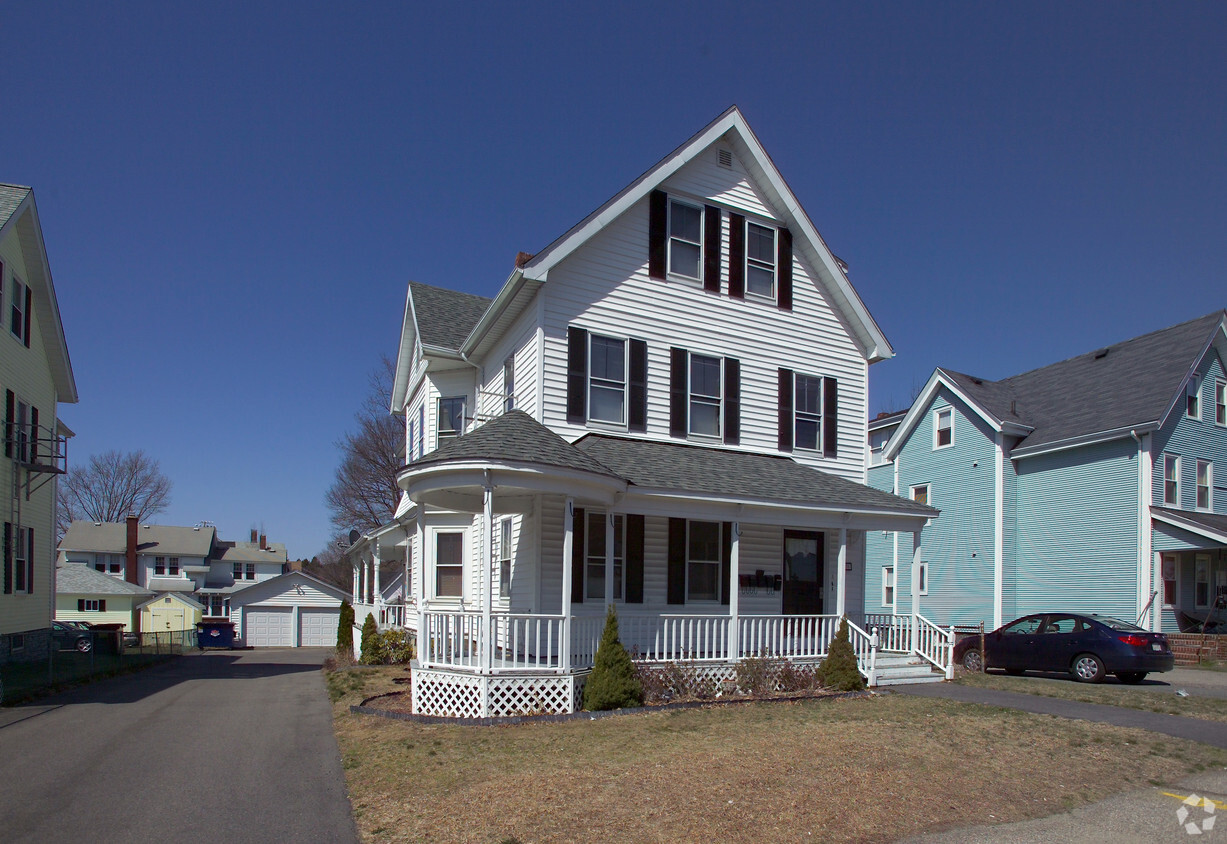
xmin=196 ymin=621 xmax=237 ymax=650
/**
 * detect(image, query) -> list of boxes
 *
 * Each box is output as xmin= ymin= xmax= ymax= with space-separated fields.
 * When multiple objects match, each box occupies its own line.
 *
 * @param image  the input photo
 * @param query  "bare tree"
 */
xmin=58 ymin=450 xmax=172 ymax=538
xmin=324 ymin=355 xmax=402 ymax=536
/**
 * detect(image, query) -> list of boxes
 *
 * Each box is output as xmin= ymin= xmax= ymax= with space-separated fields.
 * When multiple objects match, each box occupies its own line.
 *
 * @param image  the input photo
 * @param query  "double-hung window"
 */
xmin=13 ymin=525 xmax=29 ymax=592
xmin=1216 ymin=379 xmax=1226 ymax=426
xmin=10 ymin=275 xmax=26 ymax=343
xmin=688 ymin=354 xmax=722 ymax=438
xmin=503 ymin=358 xmax=515 ymax=413
xmin=745 ymin=221 xmax=776 ymax=298
xmin=80 ymin=599 xmax=104 ymax=612
xmin=1196 ymin=554 xmax=1211 ymax=607
xmin=794 ymin=374 xmax=823 ymax=451
xmin=232 ymin=562 xmax=242 ymax=581
xmin=435 ymin=532 xmax=464 ymax=598
xmin=585 ymin=512 xmax=624 ymax=601
xmin=882 ymin=566 xmax=896 ymax=609
xmin=1187 ymin=377 xmax=1201 ymax=419
xmin=588 ymin=334 xmax=626 ymax=425
xmin=686 ymin=521 xmax=721 ymax=602
xmin=1163 ymin=454 xmax=1180 ymax=506
xmin=1162 ymin=554 xmax=1177 ymax=606
xmin=668 ymin=199 xmax=702 ymax=279
xmin=498 ymin=518 xmax=512 ymax=599
xmin=155 ymin=556 xmax=166 ymax=576
xmin=1197 ymin=460 xmax=1212 ymax=510
xmin=169 ymin=557 xmax=180 ymax=576
xmin=245 ymin=563 xmax=255 ymax=580
xmin=437 ymin=397 xmax=466 ymax=445
xmin=934 ymin=407 xmax=953 ymax=448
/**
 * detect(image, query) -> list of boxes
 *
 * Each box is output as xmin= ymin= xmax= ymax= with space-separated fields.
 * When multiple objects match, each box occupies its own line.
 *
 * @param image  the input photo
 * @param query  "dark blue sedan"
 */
xmin=954 ymin=613 xmax=1174 ymax=683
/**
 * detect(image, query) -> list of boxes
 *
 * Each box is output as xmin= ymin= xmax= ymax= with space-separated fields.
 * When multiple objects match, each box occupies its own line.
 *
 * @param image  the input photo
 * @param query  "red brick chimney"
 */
xmin=250 ymin=528 xmax=258 ymax=542
xmin=259 ymin=533 xmax=267 ymax=551
xmin=125 ymin=514 xmax=139 ymax=585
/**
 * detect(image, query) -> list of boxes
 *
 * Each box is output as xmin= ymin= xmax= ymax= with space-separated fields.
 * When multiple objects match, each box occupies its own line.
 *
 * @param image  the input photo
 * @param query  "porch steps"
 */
xmin=869 ymin=654 xmax=946 ymax=687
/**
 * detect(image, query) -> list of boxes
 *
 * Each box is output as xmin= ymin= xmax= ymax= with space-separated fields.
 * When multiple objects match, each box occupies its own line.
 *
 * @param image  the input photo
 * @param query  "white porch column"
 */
xmin=994 ymin=431 xmax=1005 ymax=630
xmin=416 ymin=509 xmax=426 ymax=659
xmin=836 ymin=527 xmax=848 ymax=618
xmin=351 ymin=562 xmax=359 ymax=604
xmin=604 ymin=512 xmax=615 ymax=608
xmin=482 ymin=477 xmax=494 ymax=675
xmin=373 ymin=543 xmax=382 ymax=622
xmin=727 ymin=522 xmax=740 ymax=660
xmin=560 ymin=498 xmax=574 ymax=671
xmin=911 ymin=531 xmax=923 ymax=653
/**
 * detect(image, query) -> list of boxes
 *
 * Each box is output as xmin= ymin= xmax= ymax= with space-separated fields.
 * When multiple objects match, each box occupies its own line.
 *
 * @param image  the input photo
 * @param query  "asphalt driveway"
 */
xmin=0 ymin=648 xmax=357 ymax=844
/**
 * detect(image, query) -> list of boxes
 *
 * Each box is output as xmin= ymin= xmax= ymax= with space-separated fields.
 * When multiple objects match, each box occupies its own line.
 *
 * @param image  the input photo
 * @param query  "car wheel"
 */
xmin=1072 ymin=653 xmax=1105 ymax=683
xmin=75 ymin=637 xmax=92 ymax=653
xmin=962 ymin=650 xmax=984 ymax=672
xmin=1117 ymin=672 xmax=1147 ymax=684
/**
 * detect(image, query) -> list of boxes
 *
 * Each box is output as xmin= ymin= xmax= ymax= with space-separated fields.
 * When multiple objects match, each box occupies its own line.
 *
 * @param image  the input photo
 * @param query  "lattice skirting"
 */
xmin=413 ymin=666 xmax=587 ymax=718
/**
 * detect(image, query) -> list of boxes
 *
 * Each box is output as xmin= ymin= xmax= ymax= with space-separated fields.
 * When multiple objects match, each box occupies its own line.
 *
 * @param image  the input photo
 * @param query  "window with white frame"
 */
xmin=168 ymin=556 xmax=180 ymax=576
xmin=107 ymin=554 xmax=122 ymax=574
xmin=437 ymin=396 xmax=466 ymax=445
xmin=686 ymin=521 xmax=720 ymax=602
xmin=435 ymin=532 xmax=464 ymax=598
xmin=911 ymin=484 xmax=929 ymax=506
xmin=588 ymin=334 xmax=626 ymax=425
xmin=689 ymin=354 xmax=722 ymax=438
xmin=1187 ymin=377 xmax=1201 ymax=419
xmin=1195 ymin=554 xmax=1211 ymax=607
xmin=78 ymin=599 xmax=104 ymax=612
xmin=14 ymin=398 xmax=29 ymax=462
xmin=883 ymin=566 xmax=896 ymax=609
xmin=9 ymin=275 xmax=26 ymax=342
xmin=498 ymin=518 xmax=512 ymax=600
xmin=933 ymin=407 xmax=953 ymax=449
xmin=1162 ymin=554 xmax=1177 ymax=606
xmin=13 ymin=525 xmax=29 ymax=592
xmin=503 ymin=358 xmax=515 ymax=413
xmin=668 ymin=199 xmax=702 ymax=279
xmin=745 ymin=221 xmax=777 ymax=298
xmin=1217 ymin=379 xmax=1226 ymax=426
xmin=154 ymin=556 xmax=165 ymax=575
xmin=232 ymin=562 xmax=242 ymax=581
xmin=1163 ymin=454 xmax=1180 ymax=506
xmin=917 ymin=561 xmax=929 ymax=595
xmin=1197 ymin=460 xmax=1212 ymax=510
xmin=585 ymin=512 xmax=625 ymax=601
xmin=794 ymin=374 xmax=823 ymax=451
xmin=245 ymin=563 xmax=255 ymax=580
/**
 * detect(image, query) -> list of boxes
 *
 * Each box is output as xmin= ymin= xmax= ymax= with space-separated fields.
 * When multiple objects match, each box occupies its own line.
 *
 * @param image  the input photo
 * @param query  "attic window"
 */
xmin=1093 ymin=348 xmax=1110 ymax=359
xmin=1187 ymin=377 xmax=1201 ymax=419
xmin=718 ymin=149 xmax=733 ymax=168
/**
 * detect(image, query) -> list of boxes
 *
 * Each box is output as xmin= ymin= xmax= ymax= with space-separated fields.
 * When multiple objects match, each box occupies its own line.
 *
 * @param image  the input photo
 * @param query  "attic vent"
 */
xmin=1094 ymin=347 xmax=1110 ymax=359
xmin=718 ymin=148 xmax=733 ymax=168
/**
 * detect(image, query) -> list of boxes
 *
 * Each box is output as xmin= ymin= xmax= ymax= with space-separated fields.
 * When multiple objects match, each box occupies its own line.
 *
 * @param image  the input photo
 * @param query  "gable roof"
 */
xmin=56 ymin=563 xmax=153 ymax=597
xmin=885 ymin=311 xmax=1227 ymax=460
xmin=60 ymin=520 xmax=217 ymax=558
xmin=216 ymin=540 xmax=288 ymax=564
xmin=226 ymin=570 xmax=350 ymax=606
xmin=0 ymin=184 xmax=77 ymax=403
xmin=408 ymin=281 xmax=492 ymax=350
xmin=136 ymin=591 xmax=204 ymax=611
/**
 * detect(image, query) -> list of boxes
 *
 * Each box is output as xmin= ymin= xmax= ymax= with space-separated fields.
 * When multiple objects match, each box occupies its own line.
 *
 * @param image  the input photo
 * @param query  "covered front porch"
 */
xmin=1153 ymin=507 xmax=1227 ymax=634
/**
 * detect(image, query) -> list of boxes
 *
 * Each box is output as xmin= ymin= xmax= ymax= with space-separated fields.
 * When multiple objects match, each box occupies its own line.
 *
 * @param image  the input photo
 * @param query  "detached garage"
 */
xmin=229 ymin=571 xmax=348 ymax=648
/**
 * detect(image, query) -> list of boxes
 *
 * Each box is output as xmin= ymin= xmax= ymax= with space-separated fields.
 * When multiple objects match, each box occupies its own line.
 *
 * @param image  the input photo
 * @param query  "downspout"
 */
xmin=1131 ymin=429 xmax=1156 ymax=630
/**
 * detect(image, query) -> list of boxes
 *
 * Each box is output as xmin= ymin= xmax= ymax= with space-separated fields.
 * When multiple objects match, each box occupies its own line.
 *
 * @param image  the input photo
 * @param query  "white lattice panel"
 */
xmin=487 ymin=676 xmax=575 ymax=717
xmin=413 ymin=668 xmax=484 ymax=719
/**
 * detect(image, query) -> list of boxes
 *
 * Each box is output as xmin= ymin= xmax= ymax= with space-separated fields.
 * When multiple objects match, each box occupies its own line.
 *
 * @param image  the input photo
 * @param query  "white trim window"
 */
xmin=1195 ymin=553 xmax=1211 ymax=608
xmin=688 ymin=354 xmax=722 ymax=438
xmin=434 ymin=531 xmax=464 ymax=598
xmin=245 ymin=563 xmax=255 ymax=581
xmin=933 ymin=407 xmax=953 ymax=449
xmin=502 ymin=358 xmax=515 ymax=413
xmin=911 ymin=484 xmax=930 ymax=506
xmin=437 ymin=396 xmax=466 ymax=445
xmin=1187 ymin=377 xmax=1201 ymax=419
xmin=1216 ymin=379 xmax=1226 ymax=426
xmin=9 ymin=275 xmax=26 ymax=343
xmin=1163 ymin=454 xmax=1180 ymax=506
xmin=745 ymin=221 xmax=777 ymax=298
xmin=155 ymin=555 xmax=167 ymax=576
xmin=498 ymin=517 xmax=512 ymax=600
xmin=1162 ymin=553 xmax=1177 ymax=607
xmin=1196 ymin=460 xmax=1212 ymax=511
xmin=588 ymin=334 xmax=627 ymax=425
xmin=686 ymin=520 xmax=721 ymax=602
xmin=794 ymin=374 xmax=823 ymax=451
xmin=882 ymin=566 xmax=896 ymax=609
xmin=80 ymin=599 xmax=103 ymax=612
xmin=584 ymin=512 xmax=624 ymax=601
xmin=13 ymin=525 xmax=29 ymax=593
xmin=917 ymin=561 xmax=929 ymax=595
xmin=667 ymin=199 xmax=702 ymax=280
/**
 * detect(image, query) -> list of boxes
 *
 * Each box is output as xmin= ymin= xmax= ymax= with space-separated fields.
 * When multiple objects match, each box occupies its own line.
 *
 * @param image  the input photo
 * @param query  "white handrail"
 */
xmin=914 ymin=614 xmax=954 ymax=676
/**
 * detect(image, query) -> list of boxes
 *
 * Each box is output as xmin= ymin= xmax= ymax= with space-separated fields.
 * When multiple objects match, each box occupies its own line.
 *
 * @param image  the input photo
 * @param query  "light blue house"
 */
xmin=866 ymin=310 xmax=1227 ymax=635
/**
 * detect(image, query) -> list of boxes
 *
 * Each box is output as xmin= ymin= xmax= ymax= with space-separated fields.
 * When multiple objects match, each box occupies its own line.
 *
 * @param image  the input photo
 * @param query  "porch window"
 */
xmin=917 ymin=561 xmax=928 ymax=595
xmin=1197 ymin=460 xmax=1212 ymax=511
xmin=882 ymin=566 xmax=895 ymax=609
xmin=689 ymin=354 xmax=722 ymax=438
xmin=1162 ymin=554 xmax=1177 ymax=606
xmin=437 ymin=397 xmax=466 ymax=445
xmin=435 ymin=532 xmax=464 ymax=598
xmin=933 ymin=407 xmax=952 ymax=449
xmin=585 ymin=512 xmax=624 ymax=601
xmin=588 ymin=335 xmax=626 ymax=424
xmin=1163 ymin=454 xmax=1180 ymax=506
xmin=1196 ymin=554 xmax=1210 ymax=608
xmin=1216 ymin=379 xmax=1226 ymax=426
xmin=1187 ymin=377 xmax=1200 ymax=419
xmin=687 ymin=521 xmax=720 ymax=602
xmin=498 ymin=518 xmax=512 ymax=600
xmin=794 ymin=374 xmax=823 ymax=451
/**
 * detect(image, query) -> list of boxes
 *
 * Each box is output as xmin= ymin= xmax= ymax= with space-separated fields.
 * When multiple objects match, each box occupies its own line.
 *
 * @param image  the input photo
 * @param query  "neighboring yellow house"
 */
xmin=138 ymin=592 xmax=202 ymax=633
xmin=55 ymin=563 xmax=150 ymax=631
xmin=0 ymin=184 xmax=79 ymax=665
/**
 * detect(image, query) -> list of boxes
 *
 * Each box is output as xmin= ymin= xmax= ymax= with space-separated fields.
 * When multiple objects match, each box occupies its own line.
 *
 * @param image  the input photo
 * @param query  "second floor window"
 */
xmin=934 ymin=407 xmax=953 ymax=448
xmin=155 ymin=556 xmax=166 ymax=575
xmin=794 ymin=374 xmax=824 ymax=451
xmin=588 ymin=335 xmax=626 ymax=424
xmin=245 ymin=563 xmax=255 ymax=580
xmin=437 ymin=397 xmax=466 ymax=445
xmin=503 ymin=358 xmax=515 ymax=413
xmin=1187 ymin=378 xmax=1201 ymax=419
xmin=688 ymin=354 xmax=722 ymax=438
xmin=911 ymin=484 xmax=929 ymax=506
xmin=1197 ymin=460 xmax=1212 ymax=510
xmin=1217 ymin=379 xmax=1226 ymax=426
xmin=169 ymin=557 xmax=179 ymax=576
xmin=1164 ymin=454 xmax=1180 ymax=506
xmin=233 ymin=562 xmax=242 ymax=581
xmin=745 ymin=221 xmax=776 ymax=298
xmin=10 ymin=276 xmax=27 ymax=343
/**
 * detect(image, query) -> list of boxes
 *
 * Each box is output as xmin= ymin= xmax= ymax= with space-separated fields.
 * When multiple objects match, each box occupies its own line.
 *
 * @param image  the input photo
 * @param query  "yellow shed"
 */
xmin=138 ymin=592 xmax=203 ymax=633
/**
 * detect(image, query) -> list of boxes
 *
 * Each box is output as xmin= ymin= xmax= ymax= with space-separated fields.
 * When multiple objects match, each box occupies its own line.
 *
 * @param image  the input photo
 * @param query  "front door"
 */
xmin=783 ymin=531 xmax=824 ymax=615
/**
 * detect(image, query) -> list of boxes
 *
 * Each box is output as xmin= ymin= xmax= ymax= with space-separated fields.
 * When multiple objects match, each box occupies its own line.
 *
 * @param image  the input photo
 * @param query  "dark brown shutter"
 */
xmin=571 ymin=507 xmax=585 ymax=604
xmin=670 ymin=347 xmax=688 ymax=438
xmin=778 ymin=368 xmax=794 ymax=452
xmin=23 ymin=284 xmax=32 ymax=347
xmin=626 ymin=514 xmax=644 ymax=604
xmin=703 ymin=205 xmax=721 ymax=293
xmin=3 ymin=522 xmax=11 ymax=594
xmin=778 ymin=227 xmax=793 ymax=310
xmin=728 ymin=213 xmax=745 ymax=299
xmin=29 ymin=406 xmax=37 ymax=464
xmin=4 ymin=390 xmax=12 ymax=458
xmin=78 ymin=599 xmax=85 ymax=612
xmin=823 ymin=377 xmax=838 ymax=457
xmin=99 ymin=599 xmax=106 ymax=612
xmin=720 ymin=522 xmax=733 ymax=605
xmin=628 ymin=339 xmax=647 ymax=433
xmin=648 ymin=190 xmax=668 ymax=280
xmin=723 ymin=357 xmax=740 ymax=445
xmin=667 ymin=517 xmax=686 ymax=605
xmin=566 ymin=327 xmax=588 ymax=424
xmin=26 ymin=527 xmax=33 ymax=594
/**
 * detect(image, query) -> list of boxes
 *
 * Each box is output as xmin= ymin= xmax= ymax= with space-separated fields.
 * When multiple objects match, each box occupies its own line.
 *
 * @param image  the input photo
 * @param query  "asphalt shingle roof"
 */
xmin=216 ymin=541 xmax=288 ymax=564
xmin=942 ymin=311 xmax=1226 ymax=452
xmin=408 ymin=281 xmax=492 ymax=350
xmin=1153 ymin=506 xmax=1227 ymax=540
xmin=56 ymin=564 xmax=153 ymax=596
xmin=0 ymin=183 xmax=30 ymax=230
xmin=60 ymin=521 xmax=217 ymax=558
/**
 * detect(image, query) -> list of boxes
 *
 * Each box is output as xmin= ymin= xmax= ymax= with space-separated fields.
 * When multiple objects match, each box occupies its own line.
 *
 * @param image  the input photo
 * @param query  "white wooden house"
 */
xmin=351 ymin=108 xmax=945 ymax=717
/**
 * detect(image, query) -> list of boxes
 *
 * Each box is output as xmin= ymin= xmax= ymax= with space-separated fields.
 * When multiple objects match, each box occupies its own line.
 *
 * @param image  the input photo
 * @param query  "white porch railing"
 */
xmin=915 ymin=615 xmax=956 ymax=679
xmin=738 ymin=614 xmax=838 ymax=660
xmin=862 ymin=613 xmax=912 ymax=651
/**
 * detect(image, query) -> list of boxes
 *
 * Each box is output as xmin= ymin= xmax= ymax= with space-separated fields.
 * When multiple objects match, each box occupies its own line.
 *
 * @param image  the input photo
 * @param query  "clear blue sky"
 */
xmin=5 ymin=3 xmax=1225 ymax=559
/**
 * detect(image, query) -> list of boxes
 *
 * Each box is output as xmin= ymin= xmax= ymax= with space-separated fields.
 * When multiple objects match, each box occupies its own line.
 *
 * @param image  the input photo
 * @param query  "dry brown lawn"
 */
xmin=328 ymin=666 xmax=1226 ymax=843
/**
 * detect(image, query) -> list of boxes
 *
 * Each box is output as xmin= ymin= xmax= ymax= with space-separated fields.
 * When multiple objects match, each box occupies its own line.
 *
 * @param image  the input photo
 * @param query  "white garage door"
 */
xmin=299 ymin=608 xmax=340 ymax=647
xmin=244 ymin=607 xmax=293 ymax=647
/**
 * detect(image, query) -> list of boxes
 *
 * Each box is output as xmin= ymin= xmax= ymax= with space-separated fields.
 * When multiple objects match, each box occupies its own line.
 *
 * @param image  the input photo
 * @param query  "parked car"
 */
xmin=61 ymin=620 xmax=94 ymax=631
xmin=50 ymin=620 xmax=94 ymax=653
xmin=954 ymin=613 xmax=1174 ymax=684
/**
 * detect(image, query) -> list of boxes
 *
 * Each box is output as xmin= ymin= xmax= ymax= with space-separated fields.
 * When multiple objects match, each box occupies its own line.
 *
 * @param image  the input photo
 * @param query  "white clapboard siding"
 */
xmin=476 ymin=298 xmax=541 ymax=421
xmin=661 ymin=145 xmax=775 ymax=220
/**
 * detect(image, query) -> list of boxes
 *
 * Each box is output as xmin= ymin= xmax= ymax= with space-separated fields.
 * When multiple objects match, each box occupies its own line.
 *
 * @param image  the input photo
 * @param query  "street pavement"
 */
xmin=0 ymin=648 xmax=357 ymax=844
xmin=898 ymin=667 xmax=1227 ymax=843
